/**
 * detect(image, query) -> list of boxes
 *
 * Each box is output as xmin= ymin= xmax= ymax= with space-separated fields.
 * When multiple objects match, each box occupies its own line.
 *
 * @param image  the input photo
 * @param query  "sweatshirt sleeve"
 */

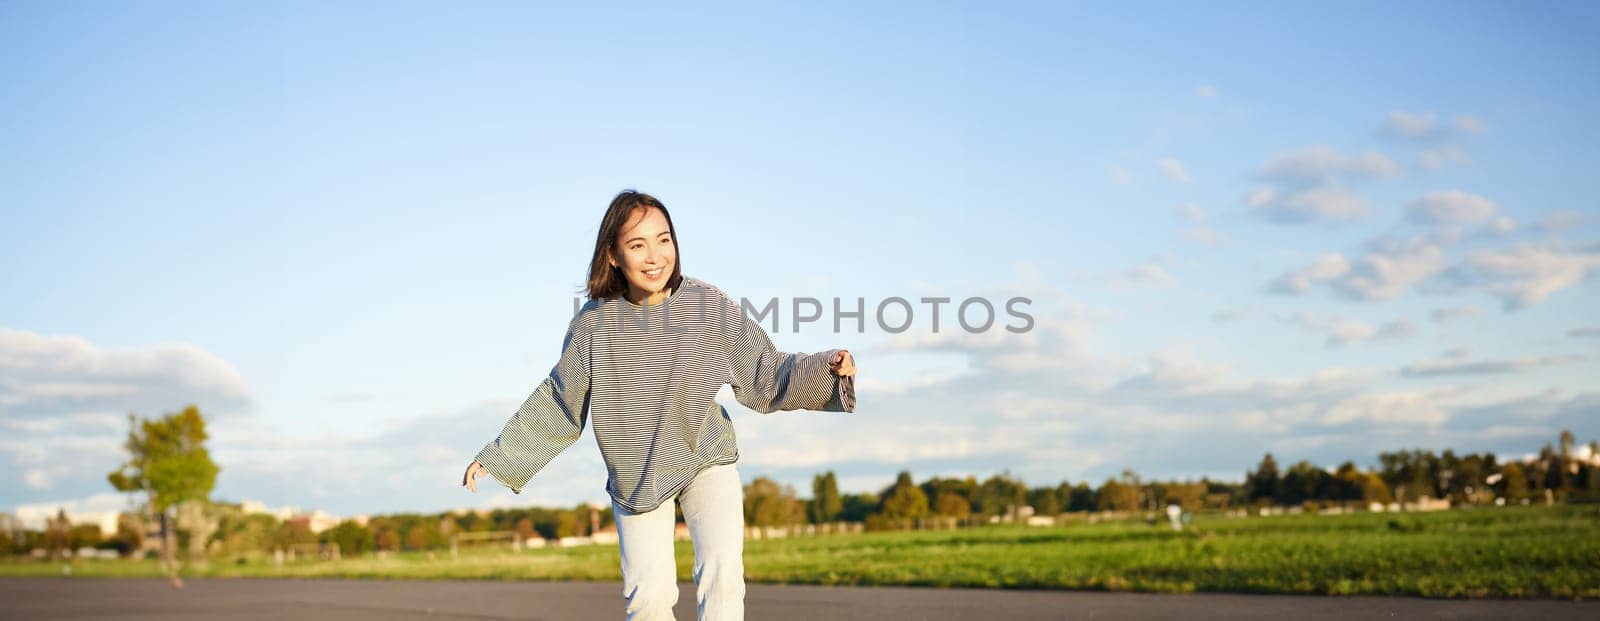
xmin=726 ymin=308 xmax=856 ymax=414
xmin=474 ymin=315 xmax=594 ymax=494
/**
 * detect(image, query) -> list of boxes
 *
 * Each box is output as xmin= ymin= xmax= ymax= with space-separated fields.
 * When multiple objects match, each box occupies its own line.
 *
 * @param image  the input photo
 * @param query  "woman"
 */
xmin=461 ymin=190 xmax=856 ymax=621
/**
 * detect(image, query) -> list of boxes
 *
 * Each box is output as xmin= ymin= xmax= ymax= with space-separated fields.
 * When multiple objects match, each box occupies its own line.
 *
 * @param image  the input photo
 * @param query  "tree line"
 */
xmin=746 ymin=431 xmax=1600 ymax=530
xmin=3 ymin=404 xmax=1596 ymax=562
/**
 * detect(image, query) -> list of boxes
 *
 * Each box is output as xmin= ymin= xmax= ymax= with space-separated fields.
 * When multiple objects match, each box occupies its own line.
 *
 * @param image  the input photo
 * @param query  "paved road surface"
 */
xmin=2 ymin=578 xmax=1595 ymax=620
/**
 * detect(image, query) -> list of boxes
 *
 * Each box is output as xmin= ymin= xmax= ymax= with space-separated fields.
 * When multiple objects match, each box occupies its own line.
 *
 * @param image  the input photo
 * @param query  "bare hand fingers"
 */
xmin=831 ymin=351 xmax=855 ymax=376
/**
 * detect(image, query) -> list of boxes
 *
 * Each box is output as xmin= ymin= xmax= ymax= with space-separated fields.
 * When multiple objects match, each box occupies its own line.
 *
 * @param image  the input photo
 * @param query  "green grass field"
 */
xmin=5 ymin=504 xmax=1597 ymax=599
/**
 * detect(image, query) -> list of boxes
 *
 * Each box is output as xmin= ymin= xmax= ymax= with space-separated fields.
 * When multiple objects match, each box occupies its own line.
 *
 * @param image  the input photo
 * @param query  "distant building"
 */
xmin=0 ymin=512 xmax=20 ymax=536
xmin=240 ymin=499 xmax=346 ymax=533
xmin=303 ymin=510 xmax=340 ymax=534
xmin=13 ymin=506 xmax=121 ymax=537
xmin=283 ymin=510 xmax=341 ymax=534
xmin=240 ymin=499 xmax=295 ymax=521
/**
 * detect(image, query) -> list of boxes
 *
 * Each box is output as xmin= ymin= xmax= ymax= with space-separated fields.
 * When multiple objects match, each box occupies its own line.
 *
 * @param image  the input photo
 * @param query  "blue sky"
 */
xmin=4 ymin=1 xmax=1598 ymax=519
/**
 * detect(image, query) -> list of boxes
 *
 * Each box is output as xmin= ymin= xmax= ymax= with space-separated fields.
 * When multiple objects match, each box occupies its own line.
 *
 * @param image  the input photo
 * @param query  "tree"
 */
xmin=809 ymin=471 xmax=843 ymax=524
xmin=1379 ymin=449 xmax=1441 ymax=502
xmin=1358 ymin=472 xmax=1393 ymax=504
xmin=1027 ymin=486 xmax=1061 ymax=516
xmin=70 ymin=523 xmax=104 ymax=551
xmin=106 ymin=405 xmax=219 ymax=588
xmin=175 ymin=500 xmax=221 ymax=560
xmin=45 ymin=509 xmax=71 ymax=560
xmin=838 ymin=493 xmax=878 ymax=522
xmin=1065 ymin=482 xmax=1096 ymax=512
xmin=922 ymin=477 xmax=978 ymax=522
xmin=1096 ymin=476 xmax=1141 ymax=512
xmin=1500 ymin=462 xmax=1529 ymax=502
xmin=744 ymin=477 xmax=803 ymax=528
xmin=403 ymin=522 xmax=440 ymax=550
xmin=877 ymin=471 xmax=929 ymax=527
xmin=214 ymin=511 xmax=276 ymax=560
xmin=1246 ymin=453 xmax=1281 ymax=505
xmin=513 ymin=517 xmax=538 ymax=543
xmin=1280 ymin=461 xmax=1331 ymax=506
xmin=1331 ymin=462 xmax=1364 ymax=503
xmin=1156 ymin=481 xmax=1207 ymax=511
xmin=376 ymin=529 xmax=401 ymax=552
xmin=975 ymin=473 xmax=1027 ymax=518
xmin=554 ymin=508 xmax=588 ymax=538
xmin=324 ymin=521 xmax=375 ymax=556
xmin=932 ymin=492 xmax=971 ymax=519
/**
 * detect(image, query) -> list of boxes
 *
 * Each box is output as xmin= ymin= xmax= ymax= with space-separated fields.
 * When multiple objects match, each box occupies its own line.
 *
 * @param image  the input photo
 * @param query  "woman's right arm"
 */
xmin=466 ymin=313 xmax=594 ymax=494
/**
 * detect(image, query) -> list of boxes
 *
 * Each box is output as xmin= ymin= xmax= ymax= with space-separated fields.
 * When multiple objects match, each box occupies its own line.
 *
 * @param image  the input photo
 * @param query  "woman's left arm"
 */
xmin=726 ymin=309 xmax=855 ymax=414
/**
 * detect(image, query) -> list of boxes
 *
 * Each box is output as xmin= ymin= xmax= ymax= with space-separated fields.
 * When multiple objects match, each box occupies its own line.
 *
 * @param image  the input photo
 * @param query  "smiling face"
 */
xmin=608 ymin=206 xmax=677 ymax=305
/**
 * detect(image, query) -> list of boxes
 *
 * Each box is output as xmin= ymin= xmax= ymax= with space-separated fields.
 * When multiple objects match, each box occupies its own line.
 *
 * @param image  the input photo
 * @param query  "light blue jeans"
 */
xmin=613 ymin=462 xmax=745 ymax=621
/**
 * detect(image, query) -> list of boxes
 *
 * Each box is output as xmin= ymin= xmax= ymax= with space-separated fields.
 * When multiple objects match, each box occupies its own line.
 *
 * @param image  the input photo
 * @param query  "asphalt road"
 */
xmin=2 ymin=578 xmax=1596 ymax=620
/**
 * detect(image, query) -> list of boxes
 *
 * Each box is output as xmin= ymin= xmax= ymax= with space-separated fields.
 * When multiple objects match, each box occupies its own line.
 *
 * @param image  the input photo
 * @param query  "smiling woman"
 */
xmin=461 ymin=189 xmax=855 ymax=621
xmin=588 ymin=191 xmax=683 ymax=307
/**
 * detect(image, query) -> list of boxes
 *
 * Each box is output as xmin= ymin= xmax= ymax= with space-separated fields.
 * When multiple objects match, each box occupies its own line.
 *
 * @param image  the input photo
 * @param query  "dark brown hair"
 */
xmin=585 ymin=190 xmax=684 ymax=301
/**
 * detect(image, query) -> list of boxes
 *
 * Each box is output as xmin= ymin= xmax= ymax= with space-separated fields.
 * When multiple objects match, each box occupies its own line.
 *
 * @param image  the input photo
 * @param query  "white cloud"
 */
xmin=12 ymin=492 xmax=135 ymax=530
xmin=1429 ymin=305 xmax=1480 ymax=323
xmin=1247 ymin=147 xmax=1398 ymax=224
xmin=1251 ymin=185 xmax=1372 ymax=224
xmin=1535 ymin=209 xmax=1588 ymax=233
xmin=1418 ymin=146 xmax=1471 ymax=171
xmin=23 ymin=469 xmax=51 ymax=490
xmin=1176 ymin=203 xmax=1205 ymax=223
xmin=1406 ymin=190 xmax=1497 ymax=226
xmin=1246 ymin=188 xmax=1275 ymax=208
xmin=1382 ymin=110 xmax=1485 ymax=142
xmin=1323 ymin=390 xmax=1449 ymax=426
xmin=0 ymin=327 xmax=253 ymax=419
xmin=1383 ymin=110 xmax=1441 ymax=140
xmin=1335 ymin=236 xmax=1450 ymax=301
xmin=1345 ymin=151 xmax=1405 ymax=179
xmin=1281 ymin=312 xmax=1416 ymax=347
xmin=1108 ymin=166 xmax=1133 ymax=185
xmin=1259 ymin=147 xmax=1346 ymax=184
xmin=1400 ymin=354 xmax=1586 ymax=377
xmin=1173 ymin=203 xmax=1225 ymax=246
xmin=1462 ymin=243 xmax=1600 ymax=310
xmin=1269 ymin=253 xmax=1351 ymax=294
xmin=1280 ymin=237 xmax=1600 ymax=312
xmin=1124 ymin=262 xmax=1175 ymax=287
xmin=852 ymin=368 xmax=978 ymax=396
xmin=1157 ymin=158 xmax=1192 ymax=183
xmin=1194 ymin=85 xmax=1219 ymax=98
xmin=1273 ymin=236 xmax=1448 ymax=301
xmin=1211 ymin=307 xmax=1255 ymax=323
xmin=1183 ymin=226 xmax=1227 ymax=246
xmin=1487 ymin=216 xmax=1516 ymax=236
xmin=1257 ymin=146 xmax=1401 ymax=186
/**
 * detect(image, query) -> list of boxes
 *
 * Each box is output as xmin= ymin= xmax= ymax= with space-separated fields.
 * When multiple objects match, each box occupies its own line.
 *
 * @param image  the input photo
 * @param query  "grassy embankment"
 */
xmin=4 ymin=504 xmax=1596 ymax=599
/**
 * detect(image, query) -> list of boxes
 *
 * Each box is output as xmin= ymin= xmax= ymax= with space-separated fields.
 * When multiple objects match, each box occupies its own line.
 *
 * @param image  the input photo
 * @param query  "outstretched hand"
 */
xmin=829 ymin=350 xmax=855 ymax=377
xmin=462 ymin=460 xmax=488 ymax=493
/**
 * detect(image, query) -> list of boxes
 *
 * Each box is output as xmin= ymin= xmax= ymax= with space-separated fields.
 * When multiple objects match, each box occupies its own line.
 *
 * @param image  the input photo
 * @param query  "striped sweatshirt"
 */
xmin=475 ymin=275 xmax=856 ymax=514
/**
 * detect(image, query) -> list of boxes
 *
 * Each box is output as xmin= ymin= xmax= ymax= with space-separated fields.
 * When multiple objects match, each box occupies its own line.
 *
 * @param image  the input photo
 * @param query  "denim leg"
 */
xmin=679 ymin=463 xmax=746 ymax=621
xmin=614 ymin=495 xmax=679 ymax=621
